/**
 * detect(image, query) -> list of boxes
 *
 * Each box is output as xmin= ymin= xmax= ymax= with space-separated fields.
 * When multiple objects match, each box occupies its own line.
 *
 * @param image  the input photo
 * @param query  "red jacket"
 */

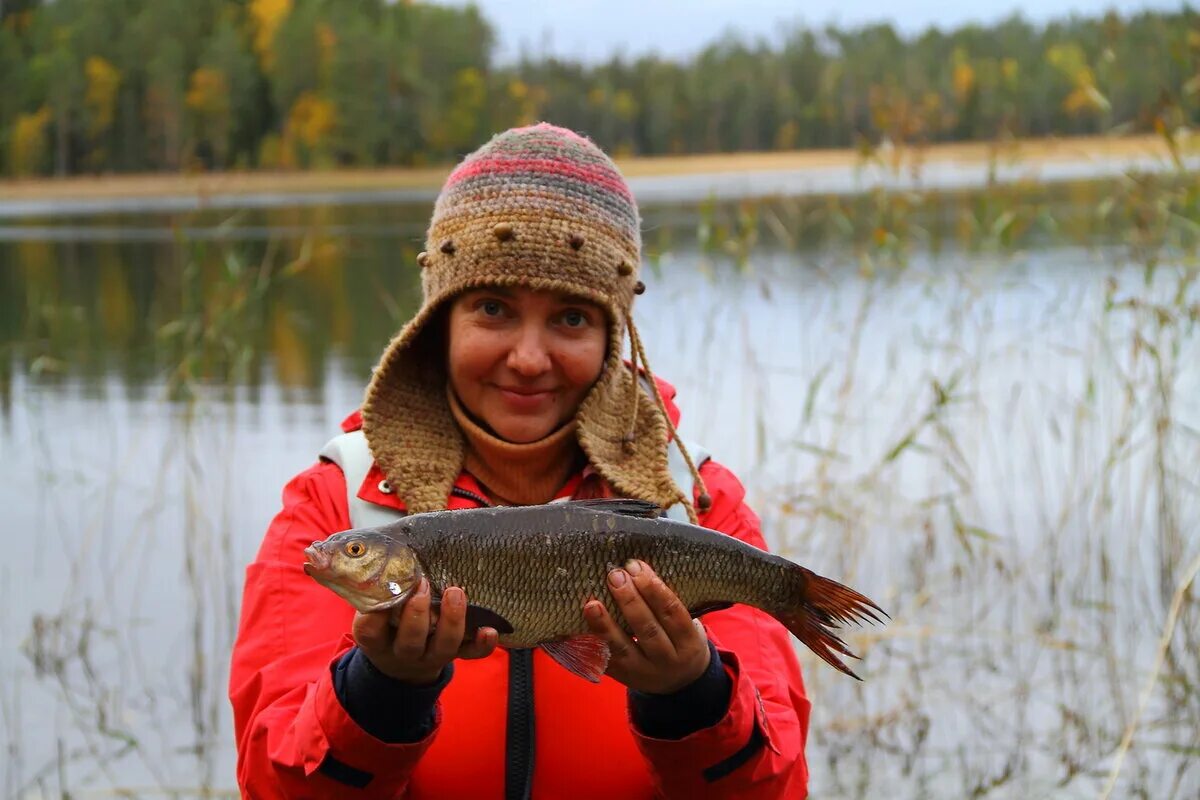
xmin=229 ymin=381 xmax=811 ymax=799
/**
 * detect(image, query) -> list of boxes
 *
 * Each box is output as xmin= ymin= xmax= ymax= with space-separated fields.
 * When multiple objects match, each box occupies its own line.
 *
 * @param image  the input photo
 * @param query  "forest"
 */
xmin=1 ymin=0 xmax=1198 ymax=177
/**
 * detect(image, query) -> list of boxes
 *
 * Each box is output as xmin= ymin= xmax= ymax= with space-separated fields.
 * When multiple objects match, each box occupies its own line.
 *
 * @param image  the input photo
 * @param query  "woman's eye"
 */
xmin=562 ymin=310 xmax=587 ymax=327
xmin=480 ymin=300 xmax=504 ymax=317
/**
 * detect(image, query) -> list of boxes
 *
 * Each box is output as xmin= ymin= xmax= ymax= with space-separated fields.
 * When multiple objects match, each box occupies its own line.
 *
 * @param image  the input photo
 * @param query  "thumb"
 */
xmin=353 ymin=610 xmax=392 ymax=651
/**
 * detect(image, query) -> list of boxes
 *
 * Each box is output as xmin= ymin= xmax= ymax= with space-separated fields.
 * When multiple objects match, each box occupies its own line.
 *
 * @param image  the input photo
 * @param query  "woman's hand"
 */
xmin=353 ymin=579 xmax=498 ymax=685
xmin=583 ymin=560 xmax=712 ymax=694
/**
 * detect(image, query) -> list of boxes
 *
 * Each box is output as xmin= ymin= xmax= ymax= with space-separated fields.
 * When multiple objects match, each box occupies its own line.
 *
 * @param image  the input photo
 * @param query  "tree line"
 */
xmin=1 ymin=0 xmax=1198 ymax=177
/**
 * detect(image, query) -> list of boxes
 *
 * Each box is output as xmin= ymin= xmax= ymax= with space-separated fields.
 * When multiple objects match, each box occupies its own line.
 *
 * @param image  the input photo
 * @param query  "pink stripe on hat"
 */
xmin=445 ymin=157 xmax=634 ymax=202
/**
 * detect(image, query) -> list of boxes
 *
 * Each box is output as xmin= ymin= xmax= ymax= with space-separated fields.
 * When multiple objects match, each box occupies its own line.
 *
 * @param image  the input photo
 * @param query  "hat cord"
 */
xmin=626 ymin=319 xmax=712 ymax=525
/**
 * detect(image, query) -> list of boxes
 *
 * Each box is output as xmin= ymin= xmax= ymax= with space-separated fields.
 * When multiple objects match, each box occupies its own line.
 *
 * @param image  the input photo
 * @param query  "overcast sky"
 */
xmin=444 ymin=0 xmax=1193 ymax=63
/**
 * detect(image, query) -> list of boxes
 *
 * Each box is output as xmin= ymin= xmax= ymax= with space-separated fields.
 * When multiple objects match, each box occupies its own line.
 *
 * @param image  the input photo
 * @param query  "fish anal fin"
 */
xmin=466 ymin=604 xmax=515 ymax=635
xmin=541 ymin=636 xmax=611 ymax=683
xmin=689 ymin=600 xmax=734 ymax=617
xmin=430 ymin=600 xmax=515 ymax=635
xmin=566 ymin=498 xmax=664 ymax=518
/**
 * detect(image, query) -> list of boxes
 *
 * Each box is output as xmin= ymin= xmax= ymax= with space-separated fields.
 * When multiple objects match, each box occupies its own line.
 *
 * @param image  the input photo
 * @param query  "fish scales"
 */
xmin=401 ymin=504 xmax=791 ymax=647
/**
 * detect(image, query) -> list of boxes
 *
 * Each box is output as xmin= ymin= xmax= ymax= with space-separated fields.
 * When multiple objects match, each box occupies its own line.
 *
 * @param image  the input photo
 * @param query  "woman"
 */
xmin=229 ymin=124 xmax=811 ymax=798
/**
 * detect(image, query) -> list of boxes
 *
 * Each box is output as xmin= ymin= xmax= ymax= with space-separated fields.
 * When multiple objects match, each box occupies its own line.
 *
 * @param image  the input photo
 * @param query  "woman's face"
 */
xmin=447 ymin=286 xmax=608 ymax=443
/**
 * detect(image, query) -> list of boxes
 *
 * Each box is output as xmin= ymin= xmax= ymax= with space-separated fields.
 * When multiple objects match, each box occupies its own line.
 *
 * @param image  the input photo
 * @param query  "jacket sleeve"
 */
xmin=631 ymin=459 xmax=812 ymax=799
xmin=229 ymin=461 xmax=437 ymax=798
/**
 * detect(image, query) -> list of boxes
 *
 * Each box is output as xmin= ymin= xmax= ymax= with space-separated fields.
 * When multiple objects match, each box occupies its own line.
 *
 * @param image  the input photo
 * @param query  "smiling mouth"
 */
xmin=497 ymin=386 xmax=554 ymax=396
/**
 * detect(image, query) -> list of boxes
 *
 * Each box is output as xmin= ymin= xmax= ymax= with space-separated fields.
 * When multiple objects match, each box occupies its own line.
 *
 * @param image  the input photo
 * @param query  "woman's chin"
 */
xmin=489 ymin=416 xmax=557 ymax=444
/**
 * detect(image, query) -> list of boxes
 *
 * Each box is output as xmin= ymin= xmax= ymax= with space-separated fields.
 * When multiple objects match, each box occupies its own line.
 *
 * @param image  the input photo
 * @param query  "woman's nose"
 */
xmin=507 ymin=326 xmax=552 ymax=375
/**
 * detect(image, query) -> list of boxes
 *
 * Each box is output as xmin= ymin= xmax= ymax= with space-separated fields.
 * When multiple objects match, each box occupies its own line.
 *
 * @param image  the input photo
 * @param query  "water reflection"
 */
xmin=0 ymin=212 xmax=427 ymax=404
xmin=0 ymin=181 xmax=1160 ymax=406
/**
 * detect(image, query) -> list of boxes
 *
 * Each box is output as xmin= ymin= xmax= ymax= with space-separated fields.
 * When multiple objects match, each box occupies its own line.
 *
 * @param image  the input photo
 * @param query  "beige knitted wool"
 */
xmin=361 ymin=124 xmax=689 ymax=516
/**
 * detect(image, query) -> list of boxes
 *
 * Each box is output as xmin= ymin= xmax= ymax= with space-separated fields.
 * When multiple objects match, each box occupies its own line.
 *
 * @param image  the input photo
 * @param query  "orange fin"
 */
xmin=779 ymin=569 xmax=888 ymax=680
xmin=541 ymin=636 xmax=611 ymax=683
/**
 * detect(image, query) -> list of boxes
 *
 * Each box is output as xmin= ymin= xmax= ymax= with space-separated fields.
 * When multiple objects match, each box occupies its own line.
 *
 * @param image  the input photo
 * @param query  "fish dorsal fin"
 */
xmin=540 ymin=636 xmax=611 ymax=683
xmin=566 ymin=498 xmax=664 ymax=518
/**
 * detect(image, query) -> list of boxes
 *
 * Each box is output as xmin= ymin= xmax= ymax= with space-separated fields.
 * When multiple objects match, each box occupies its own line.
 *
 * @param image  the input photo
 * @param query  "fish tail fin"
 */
xmin=775 ymin=568 xmax=888 ymax=680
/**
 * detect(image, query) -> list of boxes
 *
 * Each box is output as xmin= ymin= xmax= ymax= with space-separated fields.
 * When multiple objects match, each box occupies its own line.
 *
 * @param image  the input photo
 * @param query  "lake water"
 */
xmin=1 ymin=189 xmax=1197 ymax=798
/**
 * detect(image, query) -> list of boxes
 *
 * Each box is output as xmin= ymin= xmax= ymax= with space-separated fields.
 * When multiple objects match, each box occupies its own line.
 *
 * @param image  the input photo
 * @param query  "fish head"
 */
xmin=303 ymin=529 xmax=422 ymax=613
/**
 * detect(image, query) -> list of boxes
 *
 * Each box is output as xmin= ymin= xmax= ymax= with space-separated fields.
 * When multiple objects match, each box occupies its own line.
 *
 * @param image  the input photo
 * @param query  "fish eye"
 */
xmin=344 ymin=541 xmax=366 ymax=558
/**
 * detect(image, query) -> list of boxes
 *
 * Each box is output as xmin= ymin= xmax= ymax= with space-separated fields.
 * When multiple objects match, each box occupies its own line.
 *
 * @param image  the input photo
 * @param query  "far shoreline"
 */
xmin=1 ymin=134 xmax=1194 ymax=218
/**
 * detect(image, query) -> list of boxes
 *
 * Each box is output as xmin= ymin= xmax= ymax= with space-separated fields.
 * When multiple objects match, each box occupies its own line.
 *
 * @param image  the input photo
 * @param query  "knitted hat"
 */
xmin=362 ymin=123 xmax=707 ymax=519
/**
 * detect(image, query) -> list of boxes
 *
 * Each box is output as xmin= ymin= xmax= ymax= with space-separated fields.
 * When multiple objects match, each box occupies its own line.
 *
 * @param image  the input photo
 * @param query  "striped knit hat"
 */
xmin=362 ymin=123 xmax=706 ymax=519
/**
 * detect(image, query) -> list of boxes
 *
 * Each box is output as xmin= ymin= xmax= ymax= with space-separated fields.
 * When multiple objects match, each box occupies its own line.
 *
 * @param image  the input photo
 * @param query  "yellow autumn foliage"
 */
xmin=425 ymin=68 xmax=484 ymax=153
xmin=270 ymin=305 xmax=312 ymax=387
xmin=186 ymin=67 xmax=230 ymax=118
xmin=249 ymin=0 xmax=292 ymax=71
xmin=279 ymin=91 xmax=337 ymax=166
xmin=1001 ymin=58 xmax=1019 ymax=88
xmin=1048 ymin=42 xmax=1109 ymax=115
xmin=1047 ymin=43 xmax=1103 ymax=115
xmin=953 ymin=63 xmax=976 ymax=101
xmin=1064 ymin=84 xmax=1109 ymax=115
xmin=98 ymin=254 xmax=135 ymax=344
xmin=288 ymin=92 xmax=336 ymax=147
xmin=316 ymin=22 xmax=337 ymax=80
xmin=612 ymin=90 xmax=637 ymax=121
xmin=10 ymin=106 xmax=52 ymax=176
xmin=504 ymin=79 xmax=545 ymax=128
xmin=84 ymin=56 xmax=122 ymax=138
xmin=951 ymin=48 xmax=975 ymax=101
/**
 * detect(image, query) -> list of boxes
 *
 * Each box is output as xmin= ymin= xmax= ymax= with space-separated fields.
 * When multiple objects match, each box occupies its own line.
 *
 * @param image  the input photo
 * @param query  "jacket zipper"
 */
xmin=449 ymin=484 xmax=535 ymax=798
xmin=505 ymin=648 xmax=536 ymax=800
xmin=450 ymin=486 xmax=492 ymax=507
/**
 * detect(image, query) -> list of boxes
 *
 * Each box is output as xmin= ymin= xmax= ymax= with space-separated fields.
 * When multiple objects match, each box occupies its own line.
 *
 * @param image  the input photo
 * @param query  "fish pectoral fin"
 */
xmin=566 ymin=498 xmax=664 ymax=518
xmin=465 ymin=604 xmax=515 ymax=635
xmin=541 ymin=636 xmax=611 ymax=683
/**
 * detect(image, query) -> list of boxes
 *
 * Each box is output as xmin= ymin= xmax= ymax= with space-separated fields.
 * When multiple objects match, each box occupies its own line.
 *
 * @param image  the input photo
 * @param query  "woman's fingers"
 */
xmin=353 ymin=582 xmax=493 ymax=684
xmin=352 ymin=608 xmax=392 ymax=654
xmin=608 ymin=564 xmax=677 ymax=661
xmin=582 ymin=562 xmax=715 ymax=694
xmin=458 ymin=627 xmax=499 ymax=660
xmin=626 ymin=560 xmax=698 ymax=646
xmin=583 ymin=592 xmax=640 ymax=668
xmin=425 ymin=587 xmax=467 ymax=663
xmin=392 ymin=577 xmax=433 ymax=660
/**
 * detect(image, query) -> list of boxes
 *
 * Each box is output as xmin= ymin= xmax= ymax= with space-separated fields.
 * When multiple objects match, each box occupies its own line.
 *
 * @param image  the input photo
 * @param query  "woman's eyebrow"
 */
xmin=468 ymin=286 xmax=515 ymax=298
xmin=556 ymin=293 xmax=596 ymax=306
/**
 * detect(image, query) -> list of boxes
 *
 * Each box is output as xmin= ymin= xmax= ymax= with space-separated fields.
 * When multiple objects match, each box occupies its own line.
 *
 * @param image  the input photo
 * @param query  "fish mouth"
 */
xmin=303 ymin=545 xmax=330 ymax=575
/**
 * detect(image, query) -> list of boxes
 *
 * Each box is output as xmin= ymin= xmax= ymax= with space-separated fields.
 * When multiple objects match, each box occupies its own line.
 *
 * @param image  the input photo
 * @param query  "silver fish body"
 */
xmin=305 ymin=499 xmax=885 ymax=680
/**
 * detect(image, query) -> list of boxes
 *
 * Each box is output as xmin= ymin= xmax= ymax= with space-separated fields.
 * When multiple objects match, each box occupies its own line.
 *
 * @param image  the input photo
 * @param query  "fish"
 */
xmin=303 ymin=498 xmax=886 ymax=682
